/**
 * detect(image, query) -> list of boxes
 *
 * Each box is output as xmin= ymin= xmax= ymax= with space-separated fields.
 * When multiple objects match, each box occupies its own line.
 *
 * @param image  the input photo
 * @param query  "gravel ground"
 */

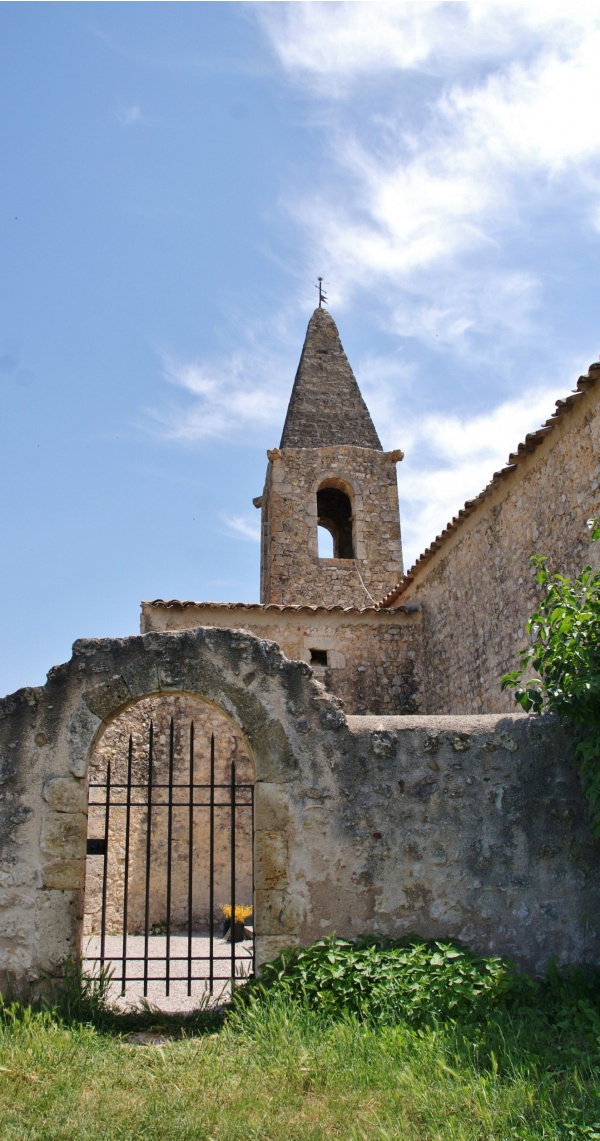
xmin=83 ymin=932 xmax=253 ymax=1013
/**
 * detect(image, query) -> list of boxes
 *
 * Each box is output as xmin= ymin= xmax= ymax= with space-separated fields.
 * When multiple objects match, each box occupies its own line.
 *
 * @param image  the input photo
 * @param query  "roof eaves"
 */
xmin=145 ymin=599 xmax=414 ymax=616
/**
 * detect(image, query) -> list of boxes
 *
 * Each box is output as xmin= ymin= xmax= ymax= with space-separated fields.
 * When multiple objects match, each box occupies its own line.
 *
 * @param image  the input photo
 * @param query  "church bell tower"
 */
xmin=255 ymin=307 xmax=404 ymax=607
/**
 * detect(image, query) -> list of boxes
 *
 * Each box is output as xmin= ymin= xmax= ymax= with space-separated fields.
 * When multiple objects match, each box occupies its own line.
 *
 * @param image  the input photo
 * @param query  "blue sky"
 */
xmin=2 ymin=1 xmax=600 ymax=697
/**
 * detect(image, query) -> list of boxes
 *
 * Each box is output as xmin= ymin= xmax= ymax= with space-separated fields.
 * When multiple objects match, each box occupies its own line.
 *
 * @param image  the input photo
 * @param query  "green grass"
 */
xmin=1 ymin=947 xmax=600 ymax=1140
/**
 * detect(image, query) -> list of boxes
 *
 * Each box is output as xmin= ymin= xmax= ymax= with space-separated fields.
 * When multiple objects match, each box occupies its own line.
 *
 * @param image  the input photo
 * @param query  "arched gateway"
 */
xmin=0 ymin=625 xmax=346 ymax=999
xmin=84 ymin=694 xmax=256 ymax=1008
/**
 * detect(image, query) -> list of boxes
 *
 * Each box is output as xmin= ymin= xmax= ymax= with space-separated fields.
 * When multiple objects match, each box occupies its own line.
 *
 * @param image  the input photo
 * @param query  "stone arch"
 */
xmin=84 ymin=692 xmax=255 ymax=939
xmin=307 ymin=470 xmax=366 ymax=560
xmin=316 ymin=477 xmax=355 ymax=559
xmin=0 ymin=625 xmax=348 ymax=996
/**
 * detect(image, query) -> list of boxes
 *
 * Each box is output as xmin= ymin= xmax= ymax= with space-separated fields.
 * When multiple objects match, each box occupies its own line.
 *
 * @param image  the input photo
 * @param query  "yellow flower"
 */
xmin=221 ymin=904 xmax=253 ymax=923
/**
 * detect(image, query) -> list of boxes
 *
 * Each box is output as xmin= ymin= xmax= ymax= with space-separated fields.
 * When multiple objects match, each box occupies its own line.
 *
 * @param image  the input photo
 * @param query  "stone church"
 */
xmin=2 ymin=302 xmax=600 ymax=998
xmin=143 ymin=303 xmax=600 ymax=721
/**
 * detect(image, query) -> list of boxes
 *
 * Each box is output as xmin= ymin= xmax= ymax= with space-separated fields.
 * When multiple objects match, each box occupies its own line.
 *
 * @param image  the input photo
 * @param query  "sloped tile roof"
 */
xmin=146 ymin=599 xmax=413 ymax=615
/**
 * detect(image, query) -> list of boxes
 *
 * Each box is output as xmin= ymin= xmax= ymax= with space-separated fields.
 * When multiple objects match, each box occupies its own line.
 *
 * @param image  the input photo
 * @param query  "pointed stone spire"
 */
xmin=280 ymin=308 xmax=382 ymax=450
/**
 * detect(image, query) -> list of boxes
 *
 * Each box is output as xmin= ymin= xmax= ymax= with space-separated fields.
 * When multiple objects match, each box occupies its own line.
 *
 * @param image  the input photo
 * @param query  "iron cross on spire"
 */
xmin=316 ymin=277 xmax=328 ymax=308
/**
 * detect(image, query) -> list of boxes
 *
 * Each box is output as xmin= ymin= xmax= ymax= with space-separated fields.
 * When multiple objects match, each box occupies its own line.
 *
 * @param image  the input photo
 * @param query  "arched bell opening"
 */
xmin=83 ymin=693 xmax=255 ymax=1010
xmin=316 ymin=479 xmax=355 ymax=559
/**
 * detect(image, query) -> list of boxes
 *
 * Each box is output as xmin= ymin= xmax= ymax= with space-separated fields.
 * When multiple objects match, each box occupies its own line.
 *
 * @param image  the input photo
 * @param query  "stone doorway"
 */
xmin=82 ymin=694 xmax=255 ymax=1010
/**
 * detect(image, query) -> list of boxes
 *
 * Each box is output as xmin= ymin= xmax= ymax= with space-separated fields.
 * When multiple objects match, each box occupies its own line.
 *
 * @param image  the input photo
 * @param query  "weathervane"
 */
xmin=316 ymin=277 xmax=328 ymax=308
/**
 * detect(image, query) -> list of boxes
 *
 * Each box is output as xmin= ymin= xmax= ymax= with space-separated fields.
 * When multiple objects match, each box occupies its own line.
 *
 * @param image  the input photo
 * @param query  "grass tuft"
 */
xmin=1 ymin=942 xmax=600 ymax=1138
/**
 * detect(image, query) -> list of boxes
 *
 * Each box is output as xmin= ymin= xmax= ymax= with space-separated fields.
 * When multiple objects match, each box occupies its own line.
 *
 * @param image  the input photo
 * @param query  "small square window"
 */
xmin=309 ymin=648 xmax=328 ymax=667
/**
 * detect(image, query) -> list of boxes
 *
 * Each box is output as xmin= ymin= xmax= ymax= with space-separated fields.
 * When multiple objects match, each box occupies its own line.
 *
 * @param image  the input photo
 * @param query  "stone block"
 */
xmin=40 ymin=812 xmax=87 ymax=860
xmin=35 ymin=890 xmax=83 ymax=973
xmin=255 ymin=830 xmax=288 ymax=889
xmin=255 ymin=889 xmax=298 ymax=936
xmin=255 ymin=934 xmax=299 ymax=970
xmin=254 ymin=783 xmax=290 ymax=832
xmin=43 ymin=776 xmax=86 ymax=813
xmin=67 ymin=704 xmax=102 ymax=777
xmin=42 ymin=859 xmax=86 ymax=890
xmin=84 ymin=675 xmax=132 ymax=722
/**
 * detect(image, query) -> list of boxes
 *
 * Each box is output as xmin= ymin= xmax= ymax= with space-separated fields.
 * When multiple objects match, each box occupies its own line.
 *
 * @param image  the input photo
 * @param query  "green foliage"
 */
xmin=501 ymin=519 xmax=600 ymax=831
xmin=50 ymin=957 xmax=115 ymax=1027
xmin=247 ymin=936 xmax=527 ymax=1027
xmin=2 ymin=946 xmax=600 ymax=1138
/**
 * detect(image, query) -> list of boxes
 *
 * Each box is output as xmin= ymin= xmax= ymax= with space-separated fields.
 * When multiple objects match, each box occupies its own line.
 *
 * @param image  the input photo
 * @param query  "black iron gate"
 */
xmin=85 ymin=720 xmax=254 ymax=1003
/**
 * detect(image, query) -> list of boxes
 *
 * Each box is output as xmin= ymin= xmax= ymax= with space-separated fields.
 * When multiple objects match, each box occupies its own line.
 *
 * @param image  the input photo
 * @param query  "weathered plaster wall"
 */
xmin=0 ymin=627 xmax=598 ymax=996
xmin=259 ymin=445 xmax=404 ymax=607
xmin=401 ymin=369 xmax=600 ymax=714
xmin=141 ymin=602 xmax=421 ymax=715
xmin=340 ymin=713 xmax=599 ymax=970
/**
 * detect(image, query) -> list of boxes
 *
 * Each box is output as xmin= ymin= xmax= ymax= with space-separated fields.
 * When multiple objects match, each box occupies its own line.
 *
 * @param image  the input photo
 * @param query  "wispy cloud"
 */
xmin=257 ymin=3 xmax=596 ymax=91
xmin=221 ymin=514 xmax=261 ymax=543
xmin=260 ymin=3 xmax=600 ymax=350
xmin=116 ymin=103 xmax=144 ymax=127
xmin=152 ymin=347 xmax=290 ymax=443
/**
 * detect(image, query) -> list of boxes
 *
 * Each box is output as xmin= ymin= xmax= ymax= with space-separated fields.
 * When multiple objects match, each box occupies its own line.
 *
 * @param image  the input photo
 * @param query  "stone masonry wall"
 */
xmin=0 ymin=628 xmax=599 ymax=995
xmin=402 ymin=371 xmax=600 ymax=714
xmin=84 ymin=694 xmax=253 ymax=937
xmin=338 ymin=712 xmax=600 ymax=972
xmin=260 ymin=445 xmax=404 ymax=607
xmin=141 ymin=603 xmax=422 ymax=715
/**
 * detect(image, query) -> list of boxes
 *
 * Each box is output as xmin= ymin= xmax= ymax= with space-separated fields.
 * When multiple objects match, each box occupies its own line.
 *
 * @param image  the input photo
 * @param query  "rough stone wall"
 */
xmin=339 ymin=713 xmax=600 ymax=972
xmin=260 ymin=445 xmax=404 ymax=607
xmin=84 ymin=695 xmax=253 ymax=936
xmin=0 ymin=626 xmax=356 ymax=995
xmin=141 ymin=602 xmax=422 ymax=715
xmin=402 ymin=375 xmax=600 ymax=713
xmin=0 ymin=627 xmax=599 ymax=994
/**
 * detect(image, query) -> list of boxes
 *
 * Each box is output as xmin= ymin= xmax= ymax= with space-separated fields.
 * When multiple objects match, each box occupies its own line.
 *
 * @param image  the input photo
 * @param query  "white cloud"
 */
xmin=259 ymin=3 xmax=598 ymax=88
xmin=261 ymin=3 xmax=600 ymax=347
xmin=222 ymin=514 xmax=261 ymax=543
xmin=153 ymin=349 xmax=289 ymax=443
xmin=117 ymin=104 xmax=144 ymax=127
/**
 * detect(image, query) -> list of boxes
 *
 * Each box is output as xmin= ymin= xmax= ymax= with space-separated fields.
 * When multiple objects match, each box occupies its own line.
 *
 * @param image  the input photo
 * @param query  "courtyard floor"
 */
xmin=83 ymin=932 xmax=253 ymax=1012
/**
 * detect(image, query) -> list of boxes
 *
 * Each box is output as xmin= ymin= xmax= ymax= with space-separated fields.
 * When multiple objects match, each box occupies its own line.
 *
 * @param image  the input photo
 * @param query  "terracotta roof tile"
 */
xmin=145 ymin=599 xmax=413 ymax=616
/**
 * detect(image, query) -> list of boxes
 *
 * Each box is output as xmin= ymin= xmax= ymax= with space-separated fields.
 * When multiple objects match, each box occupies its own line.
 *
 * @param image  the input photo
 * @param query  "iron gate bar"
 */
xmin=143 ymin=721 xmax=154 ymax=998
xmin=87 ymin=790 xmax=254 ymax=813
xmin=186 ymin=721 xmax=194 ymax=996
xmin=251 ymin=769 xmax=255 ymax=973
xmin=165 ymin=718 xmax=175 ymax=996
xmin=99 ymin=762 xmax=111 ymax=970
xmin=209 ymin=733 xmax=215 ymax=995
xmin=230 ymin=760 xmax=236 ymax=986
xmin=89 ymin=786 xmax=253 ymax=807
xmin=121 ymin=736 xmax=133 ymax=995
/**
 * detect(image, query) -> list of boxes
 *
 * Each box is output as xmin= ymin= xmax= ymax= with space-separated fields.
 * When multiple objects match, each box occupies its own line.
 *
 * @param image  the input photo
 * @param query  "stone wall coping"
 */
xmin=347 ymin=713 xmax=530 ymax=733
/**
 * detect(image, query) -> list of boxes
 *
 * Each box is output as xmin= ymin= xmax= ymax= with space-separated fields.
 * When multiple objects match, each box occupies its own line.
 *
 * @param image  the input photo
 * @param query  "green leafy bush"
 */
xmin=501 ymin=519 xmax=600 ymax=832
xmin=250 ymin=936 xmax=526 ymax=1027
